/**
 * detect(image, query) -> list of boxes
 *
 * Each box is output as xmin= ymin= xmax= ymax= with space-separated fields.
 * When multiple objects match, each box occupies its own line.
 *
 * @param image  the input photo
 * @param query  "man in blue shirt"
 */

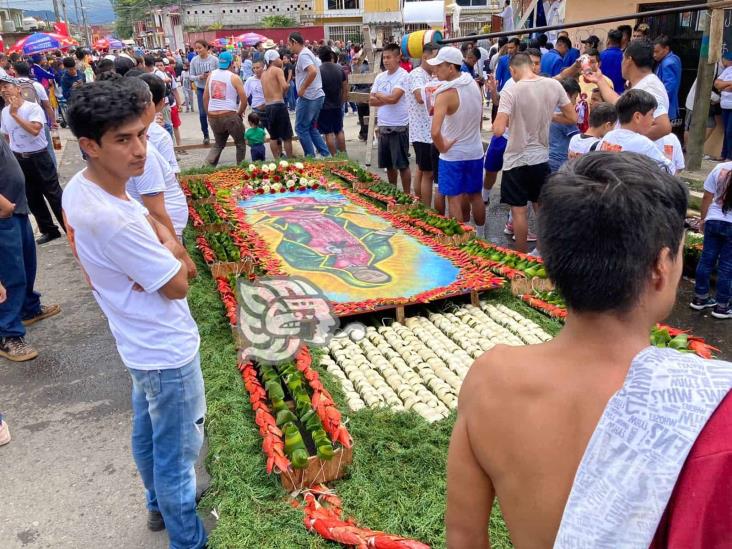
xmin=653 ymin=35 xmax=682 ymax=121
xmin=558 ymin=31 xmax=580 ymax=68
xmin=461 ymin=47 xmax=481 ymax=78
xmin=540 ymin=36 xmax=569 ymax=77
xmin=600 ymin=30 xmax=625 ymax=94
xmin=496 ymin=38 xmax=520 ymax=91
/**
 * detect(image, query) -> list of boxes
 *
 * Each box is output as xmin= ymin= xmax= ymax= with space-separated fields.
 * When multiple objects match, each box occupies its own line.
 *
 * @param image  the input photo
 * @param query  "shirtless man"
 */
xmin=260 ymin=50 xmax=294 ymax=159
xmin=446 ymin=153 xmax=732 ymax=547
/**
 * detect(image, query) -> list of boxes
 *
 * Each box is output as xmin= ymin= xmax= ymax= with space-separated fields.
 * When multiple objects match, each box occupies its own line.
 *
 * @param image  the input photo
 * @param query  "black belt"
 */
xmin=14 ymin=149 xmax=47 ymax=159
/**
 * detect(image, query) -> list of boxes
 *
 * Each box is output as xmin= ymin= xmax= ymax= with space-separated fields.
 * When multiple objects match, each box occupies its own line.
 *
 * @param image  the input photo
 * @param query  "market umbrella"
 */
xmin=235 ymin=32 xmax=268 ymax=46
xmin=21 ymin=33 xmax=64 ymax=55
xmin=11 ymin=32 xmax=78 ymax=53
xmin=106 ymin=37 xmax=125 ymax=49
xmin=94 ymin=38 xmax=110 ymax=50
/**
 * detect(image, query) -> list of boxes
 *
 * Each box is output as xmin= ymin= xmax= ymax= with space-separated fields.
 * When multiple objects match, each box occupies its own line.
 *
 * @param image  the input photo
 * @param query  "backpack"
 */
xmin=16 ymin=78 xmax=41 ymax=105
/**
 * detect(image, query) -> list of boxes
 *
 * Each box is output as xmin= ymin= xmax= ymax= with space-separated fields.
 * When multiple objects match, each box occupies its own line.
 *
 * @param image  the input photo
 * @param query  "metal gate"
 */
xmin=325 ymin=24 xmax=363 ymax=44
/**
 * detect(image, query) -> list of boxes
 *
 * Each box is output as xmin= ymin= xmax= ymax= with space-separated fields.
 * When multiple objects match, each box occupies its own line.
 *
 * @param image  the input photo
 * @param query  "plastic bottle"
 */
xmin=51 ymin=128 xmax=62 ymax=151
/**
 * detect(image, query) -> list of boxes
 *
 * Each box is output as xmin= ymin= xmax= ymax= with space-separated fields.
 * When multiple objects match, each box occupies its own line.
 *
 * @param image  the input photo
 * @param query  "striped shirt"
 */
xmin=189 ymin=54 xmax=219 ymax=89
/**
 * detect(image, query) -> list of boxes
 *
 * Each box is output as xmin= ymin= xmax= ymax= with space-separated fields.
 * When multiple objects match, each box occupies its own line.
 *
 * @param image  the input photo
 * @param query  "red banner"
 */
xmin=54 ymin=22 xmax=69 ymax=36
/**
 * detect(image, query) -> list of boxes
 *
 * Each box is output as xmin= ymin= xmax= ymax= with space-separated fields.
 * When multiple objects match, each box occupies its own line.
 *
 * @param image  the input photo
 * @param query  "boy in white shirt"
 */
xmin=62 ymin=80 xmax=207 ymax=548
xmin=598 ymin=89 xmax=674 ymax=173
xmin=655 ymin=132 xmax=685 ymax=174
xmin=568 ymin=102 xmax=617 ymax=159
xmin=140 ymin=73 xmax=180 ymax=174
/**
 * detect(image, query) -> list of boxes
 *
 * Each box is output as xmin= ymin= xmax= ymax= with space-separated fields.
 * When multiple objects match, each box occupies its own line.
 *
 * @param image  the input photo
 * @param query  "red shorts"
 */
xmin=170 ymin=105 xmax=181 ymax=128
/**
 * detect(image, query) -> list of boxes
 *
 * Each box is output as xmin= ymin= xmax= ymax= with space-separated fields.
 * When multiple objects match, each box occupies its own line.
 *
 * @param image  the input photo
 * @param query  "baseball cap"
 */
xmin=162 ymin=57 xmax=170 ymax=65
xmin=426 ymin=46 xmax=463 ymax=66
xmin=264 ymin=49 xmax=280 ymax=64
xmin=219 ymin=51 xmax=233 ymax=69
xmin=581 ymin=35 xmax=600 ymax=47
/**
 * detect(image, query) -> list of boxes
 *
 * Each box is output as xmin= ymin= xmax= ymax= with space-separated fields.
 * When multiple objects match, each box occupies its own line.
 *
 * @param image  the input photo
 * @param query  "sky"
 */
xmin=3 ymin=0 xmax=115 ymax=24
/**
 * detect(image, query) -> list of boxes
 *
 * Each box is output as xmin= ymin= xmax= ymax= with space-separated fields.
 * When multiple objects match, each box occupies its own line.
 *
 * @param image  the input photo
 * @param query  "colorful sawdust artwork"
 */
xmin=240 ymin=190 xmax=460 ymax=304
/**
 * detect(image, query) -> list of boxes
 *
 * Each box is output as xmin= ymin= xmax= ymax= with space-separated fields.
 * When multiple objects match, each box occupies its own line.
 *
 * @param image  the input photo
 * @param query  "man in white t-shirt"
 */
xmin=568 ymin=101 xmax=617 ymax=159
xmin=289 ymin=31 xmax=331 ymax=157
xmin=0 ymin=76 xmax=65 ymax=245
xmin=655 ymin=132 xmax=685 ymax=174
xmin=408 ymin=43 xmax=439 ymax=206
xmin=370 ymin=43 xmax=411 ymax=191
xmin=492 ymin=52 xmax=576 ymax=253
xmin=598 ymin=89 xmax=673 ymax=173
xmin=586 ymin=39 xmax=672 ymax=140
xmin=140 ymin=73 xmax=180 ymax=173
xmin=63 ymin=80 xmax=207 ymax=548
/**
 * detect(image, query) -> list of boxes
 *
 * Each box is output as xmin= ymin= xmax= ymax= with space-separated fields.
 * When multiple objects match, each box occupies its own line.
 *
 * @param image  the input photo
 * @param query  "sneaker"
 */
xmin=23 ymin=304 xmax=61 ymax=326
xmin=0 ymin=337 xmax=39 ymax=362
xmin=203 ymin=137 xmax=210 ymax=146
xmin=36 ymin=232 xmax=62 ymax=245
xmin=689 ymin=296 xmax=717 ymax=311
xmin=512 ymin=232 xmax=538 ymax=242
xmin=0 ymin=420 xmax=10 ymax=446
xmin=711 ymin=304 xmax=732 ymax=319
xmin=503 ymin=222 xmax=514 ymax=235
xmin=147 ymin=510 xmax=166 ymax=532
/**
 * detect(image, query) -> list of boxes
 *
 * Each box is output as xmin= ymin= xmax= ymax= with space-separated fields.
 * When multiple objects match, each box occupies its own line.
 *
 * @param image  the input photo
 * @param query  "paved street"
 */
xmin=1 ymin=107 xmax=728 ymax=548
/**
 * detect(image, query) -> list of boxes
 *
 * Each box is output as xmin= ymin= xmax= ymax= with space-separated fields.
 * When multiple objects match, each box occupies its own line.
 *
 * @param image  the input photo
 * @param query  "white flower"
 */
xmin=286 ymin=179 xmax=296 ymax=188
xmin=271 ymin=182 xmax=282 ymax=191
xmin=306 ymin=179 xmax=314 ymax=188
xmin=261 ymin=165 xmax=270 ymax=173
xmin=247 ymin=164 xmax=256 ymax=172
xmin=294 ymin=162 xmax=304 ymax=169
xmin=262 ymin=184 xmax=271 ymax=193
xmin=299 ymin=177 xmax=309 ymax=186
xmin=268 ymin=163 xmax=277 ymax=171
xmin=279 ymin=160 xmax=289 ymax=168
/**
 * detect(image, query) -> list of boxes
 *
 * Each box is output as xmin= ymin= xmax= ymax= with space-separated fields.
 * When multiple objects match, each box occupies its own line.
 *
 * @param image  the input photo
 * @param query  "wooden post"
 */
xmin=687 ymin=3 xmax=718 ymax=171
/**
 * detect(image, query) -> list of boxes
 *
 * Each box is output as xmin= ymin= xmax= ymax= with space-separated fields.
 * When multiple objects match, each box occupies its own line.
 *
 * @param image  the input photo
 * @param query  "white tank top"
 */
xmin=439 ymin=82 xmax=485 ymax=162
xmin=207 ymin=69 xmax=239 ymax=112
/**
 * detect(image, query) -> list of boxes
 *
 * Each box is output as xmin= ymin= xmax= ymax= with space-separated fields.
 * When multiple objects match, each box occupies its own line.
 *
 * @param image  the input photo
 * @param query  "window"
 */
xmin=456 ymin=0 xmax=487 ymax=6
xmin=326 ymin=24 xmax=362 ymax=43
xmin=327 ymin=0 xmax=358 ymax=10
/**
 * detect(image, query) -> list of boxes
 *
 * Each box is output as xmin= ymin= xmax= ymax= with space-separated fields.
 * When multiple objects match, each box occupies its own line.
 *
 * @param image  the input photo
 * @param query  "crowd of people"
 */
xmin=0 ymin=19 xmax=731 ymax=549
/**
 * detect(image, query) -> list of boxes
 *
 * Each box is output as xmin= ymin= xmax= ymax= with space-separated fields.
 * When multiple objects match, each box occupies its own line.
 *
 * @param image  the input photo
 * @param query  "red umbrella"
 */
xmin=94 ymin=38 xmax=110 ymax=50
xmin=234 ymin=32 xmax=268 ymax=46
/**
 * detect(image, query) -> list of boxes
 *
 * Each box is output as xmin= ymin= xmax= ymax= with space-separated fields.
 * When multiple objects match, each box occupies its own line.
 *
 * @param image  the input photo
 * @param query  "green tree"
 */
xmin=261 ymin=15 xmax=296 ymax=28
xmin=112 ymin=0 xmax=176 ymax=40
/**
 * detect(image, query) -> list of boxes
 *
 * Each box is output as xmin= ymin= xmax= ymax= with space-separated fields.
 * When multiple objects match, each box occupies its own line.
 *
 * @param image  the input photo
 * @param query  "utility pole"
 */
xmin=60 ymin=0 xmax=69 ymax=28
xmin=52 ymin=0 xmax=61 ymax=22
xmin=72 ymin=0 xmax=81 ymax=37
xmin=81 ymin=5 xmax=91 ymax=46
xmin=686 ymin=1 xmax=722 ymax=170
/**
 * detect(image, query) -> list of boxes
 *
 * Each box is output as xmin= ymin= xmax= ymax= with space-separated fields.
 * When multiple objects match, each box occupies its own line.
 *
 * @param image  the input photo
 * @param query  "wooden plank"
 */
xmin=349 ymin=73 xmax=378 ymax=85
xmin=470 ymin=291 xmax=480 ymax=307
xmin=395 ymin=306 xmax=406 ymax=324
xmin=710 ymin=8 xmax=724 ymax=64
xmin=348 ymin=92 xmax=371 ymax=103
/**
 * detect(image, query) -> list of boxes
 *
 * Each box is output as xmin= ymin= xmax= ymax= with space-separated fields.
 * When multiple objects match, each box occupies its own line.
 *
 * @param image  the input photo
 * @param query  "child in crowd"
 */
xmin=568 ymin=102 xmax=617 ymax=159
xmin=589 ymin=88 xmax=603 ymax=110
xmin=597 ymin=89 xmax=674 ymax=172
xmin=655 ymin=131 xmax=685 ymax=174
xmin=245 ymin=112 xmax=266 ymax=161
xmin=548 ymin=78 xmax=581 ymax=172
xmin=690 ymin=162 xmax=732 ymax=318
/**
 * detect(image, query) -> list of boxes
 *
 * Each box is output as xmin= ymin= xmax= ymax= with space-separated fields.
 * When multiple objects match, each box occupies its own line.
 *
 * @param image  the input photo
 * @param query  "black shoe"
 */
xmin=147 ymin=510 xmax=166 ymax=532
xmin=203 ymin=137 xmax=210 ymax=146
xmin=36 ymin=232 xmax=62 ymax=245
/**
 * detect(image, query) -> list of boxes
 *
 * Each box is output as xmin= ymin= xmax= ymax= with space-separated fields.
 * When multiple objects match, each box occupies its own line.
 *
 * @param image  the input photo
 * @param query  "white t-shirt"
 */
xmin=62 ymin=170 xmax=199 ymax=370
xmin=0 ymin=101 xmax=48 ymax=153
xmin=127 ymin=143 xmax=188 ymax=236
xmin=568 ymin=133 xmax=600 ymax=159
xmin=655 ymin=133 xmax=685 ymax=173
xmin=500 ymin=5 xmax=514 ymax=32
xmin=296 ymin=48 xmax=325 ymax=101
xmin=407 ymin=66 xmax=434 ymax=144
xmin=148 ymin=120 xmax=180 ymax=174
xmin=244 ymin=76 xmax=265 ymax=108
xmin=598 ymin=128 xmax=674 ymax=173
xmin=373 ymin=68 xmax=409 ymax=127
xmin=632 ymin=73 xmax=669 ymax=119
xmin=703 ymin=162 xmax=732 ymax=223
xmin=718 ymin=66 xmax=732 ymax=109
xmin=498 ymin=77 xmax=516 ymax=139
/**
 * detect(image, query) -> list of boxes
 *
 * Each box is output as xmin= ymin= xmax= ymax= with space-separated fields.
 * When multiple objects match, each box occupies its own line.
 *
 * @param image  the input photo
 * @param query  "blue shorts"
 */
xmin=438 ymin=158 xmax=483 ymax=197
xmin=483 ymin=135 xmax=507 ymax=172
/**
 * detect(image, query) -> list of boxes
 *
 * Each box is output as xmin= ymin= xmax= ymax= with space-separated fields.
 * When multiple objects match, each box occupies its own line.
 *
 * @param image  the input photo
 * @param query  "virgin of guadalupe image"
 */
xmin=249 ymin=196 xmax=397 ymax=288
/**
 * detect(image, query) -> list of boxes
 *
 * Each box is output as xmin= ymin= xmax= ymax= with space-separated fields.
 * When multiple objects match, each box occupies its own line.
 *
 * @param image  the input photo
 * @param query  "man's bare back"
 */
xmin=447 ymin=331 xmax=644 ymax=547
xmin=261 ymin=65 xmax=288 ymax=103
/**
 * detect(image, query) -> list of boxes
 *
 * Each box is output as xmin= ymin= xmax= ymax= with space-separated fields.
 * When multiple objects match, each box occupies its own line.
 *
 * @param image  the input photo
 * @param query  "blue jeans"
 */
xmin=287 ymin=81 xmax=297 ymax=111
xmin=196 ymin=87 xmax=209 ymax=139
xmin=129 ymin=354 xmax=207 ymax=549
xmin=695 ymin=219 xmax=732 ymax=306
xmin=0 ymin=214 xmax=41 ymax=338
xmin=295 ymin=96 xmax=331 ymax=157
